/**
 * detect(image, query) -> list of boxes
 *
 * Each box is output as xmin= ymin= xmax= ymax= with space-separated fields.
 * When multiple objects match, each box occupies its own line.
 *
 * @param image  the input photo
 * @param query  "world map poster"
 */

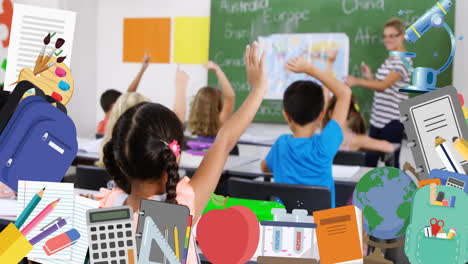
xmin=259 ymin=33 xmax=349 ymax=100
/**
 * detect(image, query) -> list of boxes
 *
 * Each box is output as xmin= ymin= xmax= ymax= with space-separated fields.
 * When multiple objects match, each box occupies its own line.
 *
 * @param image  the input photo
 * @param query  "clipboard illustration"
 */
xmin=400 ymin=86 xmax=468 ymax=179
xmin=135 ymin=199 xmax=191 ymax=264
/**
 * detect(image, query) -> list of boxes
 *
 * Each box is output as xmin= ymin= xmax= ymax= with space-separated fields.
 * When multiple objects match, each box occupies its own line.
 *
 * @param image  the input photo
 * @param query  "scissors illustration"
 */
xmin=430 ymin=218 xmax=445 ymax=236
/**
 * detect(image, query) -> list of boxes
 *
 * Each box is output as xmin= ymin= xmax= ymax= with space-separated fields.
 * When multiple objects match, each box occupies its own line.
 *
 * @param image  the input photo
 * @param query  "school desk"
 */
xmin=179 ymin=151 xmax=259 ymax=173
xmin=225 ymin=160 xmax=373 ymax=208
xmin=225 ymin=160 xmax=373 ymax=182
xmin=75 ymin=138 xmax=260 ymax=173
xmin=74 ymin=138 xmax=101 ymax=166
xmin=75 ymin=137 xmax=390 ymax=169
xmin=73 ymin=150 xmax=99 ymax=166
xmin=74 ymin=150 xmax=260 ymax=174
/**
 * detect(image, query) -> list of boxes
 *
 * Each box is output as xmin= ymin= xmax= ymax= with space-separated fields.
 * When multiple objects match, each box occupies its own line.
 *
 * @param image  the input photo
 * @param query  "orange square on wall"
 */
xmin=123 ymin=18 xmax=171 ymax=63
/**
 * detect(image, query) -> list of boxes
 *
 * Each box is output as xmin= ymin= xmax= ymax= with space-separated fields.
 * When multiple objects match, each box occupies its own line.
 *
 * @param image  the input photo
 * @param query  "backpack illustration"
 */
xmin=0 ymin=81 xmax=77 ymax=191
xmin=405 ymin=184 xmax=468 ymax=264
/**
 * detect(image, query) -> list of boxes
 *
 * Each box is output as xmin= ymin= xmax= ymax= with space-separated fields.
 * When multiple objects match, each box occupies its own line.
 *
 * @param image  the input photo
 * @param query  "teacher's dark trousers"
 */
xmin=366 ymin=120 xmax=405 ymax=168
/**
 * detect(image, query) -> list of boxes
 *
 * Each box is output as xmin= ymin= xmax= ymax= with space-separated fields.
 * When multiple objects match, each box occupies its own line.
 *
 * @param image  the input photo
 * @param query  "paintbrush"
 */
xmin=33 ymin=56 xmax=66 ymax=75
xmin=33 ymin=33 xmax=51 ymax=72
xmin=9 ymin=56 xmax=67 ymax=86
xmin=43 ymin=38 xmax=65 ymax=64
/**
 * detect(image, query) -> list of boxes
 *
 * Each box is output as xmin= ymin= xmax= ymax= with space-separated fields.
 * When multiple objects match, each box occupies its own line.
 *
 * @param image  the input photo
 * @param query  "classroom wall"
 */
xmin=95 ymin=0 xmax=211 ymax=127
xmin=64 ymin=0 xmax=98 ymax=139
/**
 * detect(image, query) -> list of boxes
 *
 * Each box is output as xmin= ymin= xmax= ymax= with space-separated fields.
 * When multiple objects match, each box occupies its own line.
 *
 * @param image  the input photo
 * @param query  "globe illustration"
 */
xmin=352 ymin=167 xmax=417 ymax=240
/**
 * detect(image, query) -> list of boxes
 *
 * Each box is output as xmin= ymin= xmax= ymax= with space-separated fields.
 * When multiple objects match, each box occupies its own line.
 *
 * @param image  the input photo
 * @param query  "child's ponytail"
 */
xmin=161 ymin=148 xmax=180 ymax=204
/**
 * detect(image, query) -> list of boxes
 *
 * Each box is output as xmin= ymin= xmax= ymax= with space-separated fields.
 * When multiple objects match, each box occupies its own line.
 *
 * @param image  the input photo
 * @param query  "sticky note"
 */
xmin=123 ymin=18 xmax=171 ymax=63
xmin=173 ymin=17 xmax=210 ymax=64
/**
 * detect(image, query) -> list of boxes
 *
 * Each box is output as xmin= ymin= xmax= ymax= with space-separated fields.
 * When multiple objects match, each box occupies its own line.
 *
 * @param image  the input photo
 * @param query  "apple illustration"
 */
xmin=196 ymin=205 xmax=260 ymax=264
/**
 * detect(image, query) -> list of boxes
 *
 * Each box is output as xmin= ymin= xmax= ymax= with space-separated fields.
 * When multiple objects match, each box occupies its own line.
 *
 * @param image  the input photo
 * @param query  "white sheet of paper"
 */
xmin=78 ymin=138 xmax=102 ymax=154
xmin=332 ymin=165 xmax=360 ymax=180
xmin=224 ymin=156 xmax=259 ymax=170
xmin=180 ymin=151 xmax=204 ymax=169
xmin=35 ymin=196 xmax=99 ymax=264
xmin=180 ymin=151 xmax=258 ymax=170
xmin=17 ymin=180 xmax=74 ymax=260
xmin=4 ymin=3 xmax=76 ymax=90
xmin=239 ymin=134 xmax=275 ymax=144
xmin=0 ymin=198 xmax=17 ymax=220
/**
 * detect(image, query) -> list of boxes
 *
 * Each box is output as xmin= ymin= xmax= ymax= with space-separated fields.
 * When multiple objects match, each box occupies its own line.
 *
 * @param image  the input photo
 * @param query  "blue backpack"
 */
xmin=0 ymin=81 xmax=78 ymax=191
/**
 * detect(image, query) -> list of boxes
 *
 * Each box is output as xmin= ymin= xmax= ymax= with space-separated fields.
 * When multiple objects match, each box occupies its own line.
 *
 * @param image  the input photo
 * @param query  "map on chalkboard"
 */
xmin=259 ymin=33 xmax=349 ymax=99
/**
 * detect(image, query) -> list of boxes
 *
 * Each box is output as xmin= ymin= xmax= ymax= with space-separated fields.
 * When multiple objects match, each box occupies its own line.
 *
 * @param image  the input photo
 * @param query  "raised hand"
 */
xmin=127 ymin=49 xmax=151 ymax=92
xmin=326 ymin=49 xmax=338 ymax=64
xmin=245 ymin=41 xmax=267 ymax=92
xmin=361 ymin=62 xmax=373 ymax=80
xmin=175 ymin=64 xmax=189 ymax=88
xmin=286 ymin=56 xmax=313 ymax=74
xmin=205 ymin=60 xmax=220 ymax=72
xmin=345 ymin=75 xmax=361 ymax=87
xmin=142 ymin=49 xmax=151 ymax=70
xmin=173 ymin=65 xmax=189 ymax=123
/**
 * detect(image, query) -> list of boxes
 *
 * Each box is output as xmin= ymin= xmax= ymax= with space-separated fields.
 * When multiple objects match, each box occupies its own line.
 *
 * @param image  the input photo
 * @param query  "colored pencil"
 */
xmin=21 ymin=199 xmax=60 ymax=236
xmin=30 ymin=217 xmax=67 ymax=245
xmin=164 ymin=226 xmax=168 ymax=264
xmin=435 ymin=136 xmax=464 ymax=173
xmin=15 ymin=187 xmax=45 ymax=229
xmin=453 ymin=137 xmax=468 ymax=161
xmin=174 ymin=226 xmax=180 ymax=260
xmin=182 ymin=215 xmax=193 ymax=264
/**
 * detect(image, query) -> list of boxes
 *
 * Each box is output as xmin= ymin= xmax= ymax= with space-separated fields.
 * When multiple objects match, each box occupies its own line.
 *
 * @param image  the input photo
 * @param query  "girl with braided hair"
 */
xmin=95 ymin=42 xmax=268 ymax=264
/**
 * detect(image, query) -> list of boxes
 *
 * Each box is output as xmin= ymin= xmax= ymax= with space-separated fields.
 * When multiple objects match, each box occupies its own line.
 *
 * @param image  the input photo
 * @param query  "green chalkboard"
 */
xmin=208 ymin=0 xmax=455 ymax=123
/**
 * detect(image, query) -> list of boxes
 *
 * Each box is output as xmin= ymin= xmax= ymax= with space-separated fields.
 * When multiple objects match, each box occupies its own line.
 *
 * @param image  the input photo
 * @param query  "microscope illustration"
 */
xmin=391 ymin=0 xmax=455 ymax=94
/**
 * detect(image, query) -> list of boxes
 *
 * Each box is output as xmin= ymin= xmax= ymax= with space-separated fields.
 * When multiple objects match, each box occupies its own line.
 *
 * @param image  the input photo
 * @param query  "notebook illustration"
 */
xmin=313 ymin=205 xmax=363 ymax=264
xmin=17 ymin=180 xmax=74 ymax=260
xmin=135 ymin=199 xmax=191 ymax=264
xmin=35 ymin=196 xmax=99 ymax=264
xmin=399 ymin=86 xmax=468 ymax=179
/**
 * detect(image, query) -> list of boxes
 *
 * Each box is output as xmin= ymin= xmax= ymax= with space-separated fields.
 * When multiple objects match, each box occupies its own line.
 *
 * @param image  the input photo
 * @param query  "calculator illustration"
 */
xmin=446 ymin=177 xmax=465 ymax=190
xmin=86 ymin=206 xmax=137 ymax=264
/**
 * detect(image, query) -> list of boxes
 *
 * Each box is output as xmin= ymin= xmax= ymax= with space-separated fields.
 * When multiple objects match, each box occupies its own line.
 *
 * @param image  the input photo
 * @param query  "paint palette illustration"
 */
xmin=16 ymin=57 xmax=74 ymax=105
xmin=10 ymin=32 xmax=74 ymax=105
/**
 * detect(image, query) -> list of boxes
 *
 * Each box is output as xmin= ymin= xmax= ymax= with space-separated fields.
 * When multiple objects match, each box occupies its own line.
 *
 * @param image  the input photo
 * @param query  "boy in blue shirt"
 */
xmin=261 ymin=56 xmax=351 ymax=208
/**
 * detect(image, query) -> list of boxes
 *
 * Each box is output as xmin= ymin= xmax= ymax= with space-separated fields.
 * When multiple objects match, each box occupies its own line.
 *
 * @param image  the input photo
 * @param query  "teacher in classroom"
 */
xmin=345 ymin=18 xmax=412 ymax=168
